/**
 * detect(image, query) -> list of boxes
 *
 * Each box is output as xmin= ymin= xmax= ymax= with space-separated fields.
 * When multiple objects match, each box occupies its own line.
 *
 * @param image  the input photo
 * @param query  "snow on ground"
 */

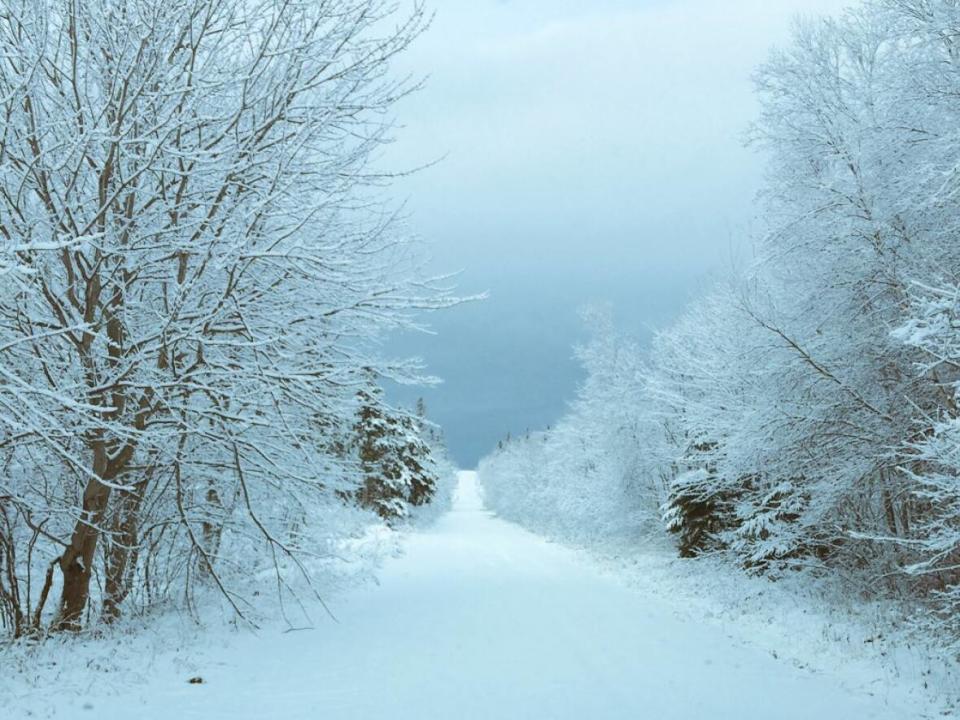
xmin=3 ymin=472 xmax=947 ymax=719
xmin=587 ymin=542 xmax=960 ymax=717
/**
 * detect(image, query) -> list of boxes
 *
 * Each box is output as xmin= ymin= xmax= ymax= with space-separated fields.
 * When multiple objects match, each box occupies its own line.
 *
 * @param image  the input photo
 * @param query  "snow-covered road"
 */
xmin=52 ymin=471 xmax=926 ymax=719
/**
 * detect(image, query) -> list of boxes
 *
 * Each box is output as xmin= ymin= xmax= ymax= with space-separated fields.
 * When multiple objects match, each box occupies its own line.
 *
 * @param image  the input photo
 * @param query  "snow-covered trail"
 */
xmin=60 ymin=472 xmax=923 ymax=719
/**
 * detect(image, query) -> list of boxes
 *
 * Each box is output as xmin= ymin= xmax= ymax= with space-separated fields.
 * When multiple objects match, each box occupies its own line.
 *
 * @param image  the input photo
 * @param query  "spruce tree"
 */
xmin=353 ymin=388 xmax=441 ymax=521
xmin=662 ymin=440 xmax=735 ymax=558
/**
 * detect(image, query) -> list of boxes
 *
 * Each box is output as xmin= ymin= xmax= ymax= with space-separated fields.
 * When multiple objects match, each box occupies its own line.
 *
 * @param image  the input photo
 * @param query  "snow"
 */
xmin=4 ymin=472 xmax=938 ymax=719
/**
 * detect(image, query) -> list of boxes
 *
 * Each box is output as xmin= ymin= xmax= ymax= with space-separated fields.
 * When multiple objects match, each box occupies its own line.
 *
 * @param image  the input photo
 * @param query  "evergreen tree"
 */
xmin=662 ymin=440 xmax=735 ymax=558
xmin=353 ymin=387 xmax=442 ymax=521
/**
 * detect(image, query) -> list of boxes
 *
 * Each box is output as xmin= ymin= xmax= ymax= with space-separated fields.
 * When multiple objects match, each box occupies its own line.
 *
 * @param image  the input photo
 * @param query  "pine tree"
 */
xmin=353 ymin=388 xmax=441 ymax=521
xmin=662 ymin=440 xmax=734 ymax=558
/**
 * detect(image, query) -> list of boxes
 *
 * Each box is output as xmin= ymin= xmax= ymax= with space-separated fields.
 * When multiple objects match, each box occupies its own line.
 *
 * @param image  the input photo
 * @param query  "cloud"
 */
xmin=392 ymin=0 xmax=846 ymax=264
xmin=385 ymin=0 xmax=850 ymax=464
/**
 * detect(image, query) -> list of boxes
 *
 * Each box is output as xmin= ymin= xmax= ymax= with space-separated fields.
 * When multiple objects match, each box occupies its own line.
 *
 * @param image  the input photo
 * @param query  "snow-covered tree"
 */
xmin=651 ymin=1 xmax=960 ymax=576
xmin=892 ymin=282 xmax=960 ymax=648
xmin=480 ymin=308 xmax=655 ymax=544
xmin=353 ymin=386 xmax=452 ymax=523
xmin=0 ymin=0 xmax=453 ymax=636
xmin=479 ymin=0 xmax=960 ymax=652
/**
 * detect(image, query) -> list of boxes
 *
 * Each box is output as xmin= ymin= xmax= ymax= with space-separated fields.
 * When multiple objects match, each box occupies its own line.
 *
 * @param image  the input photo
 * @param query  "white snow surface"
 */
xmin=5 ymin=472 xmax=940 ymax=719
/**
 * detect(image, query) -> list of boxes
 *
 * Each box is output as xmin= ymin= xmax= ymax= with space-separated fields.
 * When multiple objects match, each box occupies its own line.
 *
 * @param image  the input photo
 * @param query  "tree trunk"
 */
xmin=199 ymin=483 xmax=223 ymax=577
xmin=102 ymin=478 xmax=148 ymax=623
xmin=882 ymin=488 xmax=900 ymax=537
xmin=55 ymin=442 xmax=116 ymax=631
xmin=56 ymin=479 xmax=111 ymax=631
xmin=0 ymin=510 xmax=26 ymax=637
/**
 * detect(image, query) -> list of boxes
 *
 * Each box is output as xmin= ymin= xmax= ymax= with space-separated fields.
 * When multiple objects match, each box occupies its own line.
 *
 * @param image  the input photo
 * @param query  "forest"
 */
xmin=480 ymin=0 xmax=960 ymax=655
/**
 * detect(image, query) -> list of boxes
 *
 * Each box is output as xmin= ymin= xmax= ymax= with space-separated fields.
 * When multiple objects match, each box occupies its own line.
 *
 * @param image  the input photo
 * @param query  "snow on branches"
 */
xmin=480 ymin=0 xmax=960 ymax=652
xmin=0 ymin=0 xmax=453 ymax=637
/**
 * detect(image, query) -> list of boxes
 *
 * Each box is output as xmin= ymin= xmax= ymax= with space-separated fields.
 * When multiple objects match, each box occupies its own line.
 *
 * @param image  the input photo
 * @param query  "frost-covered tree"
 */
xmin=480 ymin=308 xmax=655 ymax=543
xmin=892 ymin=282 xmax=960 ymax=647
xmin=0 ymin=0 xmax=453 ymax=636
xmin=651 ymin=1 xmax=960 ymax=576
xmin=478 ymin=0 xmax=960 ymax=652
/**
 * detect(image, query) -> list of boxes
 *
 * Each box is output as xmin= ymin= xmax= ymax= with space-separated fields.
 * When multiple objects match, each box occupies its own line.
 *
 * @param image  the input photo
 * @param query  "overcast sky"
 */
xmin=385 ymin=0 xmax=848 ymax=467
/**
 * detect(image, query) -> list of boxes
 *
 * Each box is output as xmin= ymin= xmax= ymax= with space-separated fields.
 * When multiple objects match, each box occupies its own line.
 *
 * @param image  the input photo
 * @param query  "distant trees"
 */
xmin=0 ymin=0 xmax=453 ymax=638
xmin=480 ymin=0 xmax=960 ymax=652
xmin=481 ymin=308 xmax=655 ymax=542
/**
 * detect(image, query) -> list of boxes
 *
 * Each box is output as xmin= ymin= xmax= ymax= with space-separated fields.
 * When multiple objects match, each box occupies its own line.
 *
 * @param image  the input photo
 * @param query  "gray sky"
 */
xmin=385 ymin=0 xmax=847 ymax=467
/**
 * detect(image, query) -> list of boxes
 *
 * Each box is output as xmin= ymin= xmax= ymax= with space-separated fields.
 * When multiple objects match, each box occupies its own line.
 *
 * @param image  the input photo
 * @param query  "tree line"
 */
xmin=481 ymin=0 xmax=960 ymax=653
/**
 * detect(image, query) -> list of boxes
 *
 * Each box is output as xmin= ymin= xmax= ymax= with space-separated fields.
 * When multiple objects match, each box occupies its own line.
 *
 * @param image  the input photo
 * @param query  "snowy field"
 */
xmin=3 ymin=472 xmax=946 ymax=719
